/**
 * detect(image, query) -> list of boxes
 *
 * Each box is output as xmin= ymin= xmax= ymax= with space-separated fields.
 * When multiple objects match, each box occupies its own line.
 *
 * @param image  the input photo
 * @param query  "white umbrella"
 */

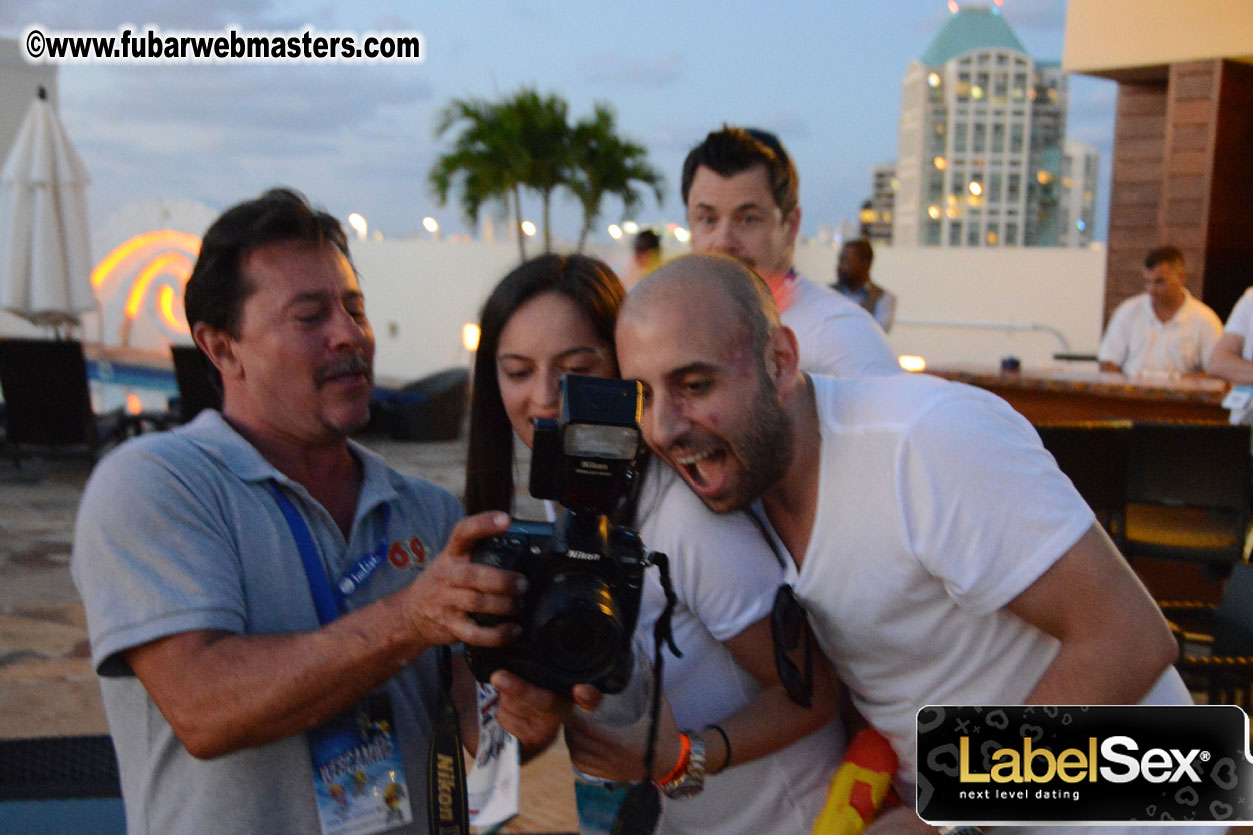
xmin=0 ymin=86 xmax=94 ymax=335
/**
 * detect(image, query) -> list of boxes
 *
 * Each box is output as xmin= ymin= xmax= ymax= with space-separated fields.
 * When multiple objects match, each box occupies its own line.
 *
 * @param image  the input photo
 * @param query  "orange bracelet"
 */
xmin=654 ymin=731 xmax=692 ymax=787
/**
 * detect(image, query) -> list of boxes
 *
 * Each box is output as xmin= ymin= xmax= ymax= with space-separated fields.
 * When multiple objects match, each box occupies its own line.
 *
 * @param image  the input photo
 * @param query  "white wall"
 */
xmin=354 ymin=239 xmax=521 ymax=384
xmin=360 ymin=239 xmax=1107 ymax=380
xmin=796 ymin=242 xmax=1107 ymax=369
xmin=1 ymin=226 xmax=1107 ymax=381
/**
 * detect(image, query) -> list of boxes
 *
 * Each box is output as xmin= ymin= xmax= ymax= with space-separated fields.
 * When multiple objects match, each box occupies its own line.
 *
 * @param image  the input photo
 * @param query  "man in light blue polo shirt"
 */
xmin=72 ymin=189 xmax=553 ymax=835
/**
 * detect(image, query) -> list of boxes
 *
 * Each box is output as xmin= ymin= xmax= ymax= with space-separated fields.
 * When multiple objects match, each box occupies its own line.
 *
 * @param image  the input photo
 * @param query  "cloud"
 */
xmin=581 ymin=52 xmax=683 ymax=88
xmin=65 ymin=64 xmax=431 ymax=153
xmin=0 ymin=0 xmax=281 ymax=34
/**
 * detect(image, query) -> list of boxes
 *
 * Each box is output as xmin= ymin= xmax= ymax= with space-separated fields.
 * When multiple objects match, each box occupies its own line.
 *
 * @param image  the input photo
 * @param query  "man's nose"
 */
xmin=329 ymin=307 xmax=371 ymax=350
xmin=709 ymin=220 xmax=738 ymax=254
xmin=644 ymin=393 xmax=688 ymax=452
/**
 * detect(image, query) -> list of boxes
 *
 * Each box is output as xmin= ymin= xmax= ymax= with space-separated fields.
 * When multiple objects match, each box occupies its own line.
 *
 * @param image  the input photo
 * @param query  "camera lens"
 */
xmin=532 ymin=573 xmax=623 ymax=678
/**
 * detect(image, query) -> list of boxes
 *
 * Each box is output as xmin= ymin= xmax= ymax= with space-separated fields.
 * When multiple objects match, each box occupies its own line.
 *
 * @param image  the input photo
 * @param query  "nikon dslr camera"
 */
xmin=465 ymin=375 xmax=650 ymax=694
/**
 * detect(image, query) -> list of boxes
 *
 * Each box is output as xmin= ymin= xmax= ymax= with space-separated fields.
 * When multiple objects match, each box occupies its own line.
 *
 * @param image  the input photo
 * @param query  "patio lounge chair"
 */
xmin=1160 ymin=562 xmax=1253 ymax=707
xmin=170 ymin=344 xmax=222 ymax=423
xmin=368 ymin=367 xmax=469 ymax=442
xmin=0 ymin=338 xmax=127 ymax=466
xmin=0 ymin=734 xmax=124 ymax=833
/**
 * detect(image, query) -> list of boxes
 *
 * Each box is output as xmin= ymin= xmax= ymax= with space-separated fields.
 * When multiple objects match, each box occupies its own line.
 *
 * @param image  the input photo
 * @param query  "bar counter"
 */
xmin=929 ymin=364 xmax=1231 ymax=424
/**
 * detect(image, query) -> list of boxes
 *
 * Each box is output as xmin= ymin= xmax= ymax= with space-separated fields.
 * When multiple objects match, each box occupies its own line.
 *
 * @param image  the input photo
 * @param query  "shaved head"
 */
xmin=616 ymin=253 xmax=800 ymax=512
xmin=621 ymin=254 xmax=781 ymax=358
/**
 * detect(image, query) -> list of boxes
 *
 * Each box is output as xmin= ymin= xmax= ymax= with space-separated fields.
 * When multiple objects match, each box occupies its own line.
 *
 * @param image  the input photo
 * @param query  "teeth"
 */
xmin=675 ymin=449 xmax=715 ymax=466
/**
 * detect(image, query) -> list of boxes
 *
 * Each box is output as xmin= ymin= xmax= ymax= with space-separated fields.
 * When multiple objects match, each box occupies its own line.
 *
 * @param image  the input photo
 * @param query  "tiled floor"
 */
xmin=0 ymin=435 xmax=577 ymax=833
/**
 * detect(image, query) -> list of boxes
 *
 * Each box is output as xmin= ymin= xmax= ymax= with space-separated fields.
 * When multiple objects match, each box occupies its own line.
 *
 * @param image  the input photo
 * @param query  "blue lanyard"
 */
xmin=268 ymin=482 xmax=391 ymax=626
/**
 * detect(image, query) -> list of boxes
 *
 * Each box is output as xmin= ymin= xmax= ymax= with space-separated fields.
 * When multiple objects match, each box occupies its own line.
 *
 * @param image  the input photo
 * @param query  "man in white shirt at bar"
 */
xmin=1098 ymin=245 xmax=1221 ymax=376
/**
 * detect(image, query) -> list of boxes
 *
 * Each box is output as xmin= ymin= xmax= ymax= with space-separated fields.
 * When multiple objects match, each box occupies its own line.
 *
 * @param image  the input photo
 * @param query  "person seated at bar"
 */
xmin=1098 ymin=245 xmax=1221 ymax=376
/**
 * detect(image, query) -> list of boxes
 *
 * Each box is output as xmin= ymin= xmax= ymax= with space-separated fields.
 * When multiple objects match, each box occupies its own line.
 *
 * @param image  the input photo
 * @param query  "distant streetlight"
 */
xmin=347 ymin=213 xmax=368 ymax=241
xmin=463 ymin=323 xmax=481 ymax=352
xmin=673 ymin=226 xmax=691 ymax=244
xmin=899 ymin=355 xmax=927 ymax=372
xmin=520 ymin=220 xmax=537 ymax=238
xmin=969 ymin=181 xmax=983 ymax=196
xmin=422 ymin=216 xmax=439 ymax=234
xmin=622 ymin=220 xmax=639 ymax=235
xmin=607 ymin=224 xmax=623 ymax=240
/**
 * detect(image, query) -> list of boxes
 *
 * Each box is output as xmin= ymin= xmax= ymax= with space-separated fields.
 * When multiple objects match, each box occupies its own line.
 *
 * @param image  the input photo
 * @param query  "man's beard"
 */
xmin=724 ymin=370 xmax=794 ymax=510
xmin=680 ymin=368 xmax=793 ymax=514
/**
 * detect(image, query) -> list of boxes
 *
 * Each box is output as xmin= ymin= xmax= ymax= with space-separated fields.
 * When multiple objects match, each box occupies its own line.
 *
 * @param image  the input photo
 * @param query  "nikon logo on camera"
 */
xmin=917 ymin=705 xmax=1253 ymax=825
xmin=566 ymin=549 xmax=601 ymax=561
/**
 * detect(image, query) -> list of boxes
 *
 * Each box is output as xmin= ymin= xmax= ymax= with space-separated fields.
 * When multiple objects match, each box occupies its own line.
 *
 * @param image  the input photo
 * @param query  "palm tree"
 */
xmin=429 ymin=96 xmax=530 ymax=259
xmin=504 ymin=89 xmax=572 ymax=254
xmin=568 ymin=103 xmax=665 ymax=252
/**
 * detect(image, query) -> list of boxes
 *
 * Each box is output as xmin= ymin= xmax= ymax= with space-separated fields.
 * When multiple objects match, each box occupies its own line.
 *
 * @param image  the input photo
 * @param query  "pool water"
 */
xmin=86 ymin=360 xmax=178 ymax=414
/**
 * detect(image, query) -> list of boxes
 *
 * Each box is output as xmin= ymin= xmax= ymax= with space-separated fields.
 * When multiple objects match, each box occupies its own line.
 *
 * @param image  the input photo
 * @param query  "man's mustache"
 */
xmin=315 ymin=354 xmax=372 ymax=386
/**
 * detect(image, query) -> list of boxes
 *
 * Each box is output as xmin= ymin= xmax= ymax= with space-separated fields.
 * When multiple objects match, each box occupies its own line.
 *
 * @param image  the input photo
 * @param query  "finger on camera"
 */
xmin=444 ymin=511 xmax=511 ymax=557
xmin=571 ymin=684 xmax=603 ymax=712
xmin=490 ymin=670 xmax=570 ymax=714
xmin=457 ymin=587 xmax=521 ymax=618
xmin=459 ymin=620 xmax=521 ymax=648
xmin=460 ymin=562 xmax=529 ymax=596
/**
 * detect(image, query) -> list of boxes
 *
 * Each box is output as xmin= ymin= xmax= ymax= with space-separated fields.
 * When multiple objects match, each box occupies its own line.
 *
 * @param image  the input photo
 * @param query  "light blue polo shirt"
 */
xmin=72 ymin=410 xmax=461 ymax=834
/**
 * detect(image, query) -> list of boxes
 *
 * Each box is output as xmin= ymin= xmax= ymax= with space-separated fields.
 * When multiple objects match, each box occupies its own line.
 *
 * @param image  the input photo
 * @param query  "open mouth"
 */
xmin=674 ymin=444 xmax=730 ymax=494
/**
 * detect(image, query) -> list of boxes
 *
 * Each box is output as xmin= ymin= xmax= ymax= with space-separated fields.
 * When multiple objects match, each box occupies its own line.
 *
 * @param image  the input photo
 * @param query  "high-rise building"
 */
xmin=1056 ymin=140 xmax=1099 ymax=247
xmin=858 ymin=163 xmax=897 ymax=244
xmin=887 ymin=5 xmax=1095 ymax=248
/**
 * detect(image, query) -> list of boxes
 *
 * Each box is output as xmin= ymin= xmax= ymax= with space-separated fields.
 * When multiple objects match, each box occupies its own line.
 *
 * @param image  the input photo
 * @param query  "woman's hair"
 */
xmin=464 ymin=253 xmax=626 ymax=515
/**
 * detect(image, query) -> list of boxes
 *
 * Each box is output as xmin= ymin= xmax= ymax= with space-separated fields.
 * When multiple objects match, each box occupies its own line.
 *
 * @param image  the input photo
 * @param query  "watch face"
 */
xmin=663 ymin=734 xmax=706 ymax=799
xmin=667 ymin=782 xmax=704 ymax=799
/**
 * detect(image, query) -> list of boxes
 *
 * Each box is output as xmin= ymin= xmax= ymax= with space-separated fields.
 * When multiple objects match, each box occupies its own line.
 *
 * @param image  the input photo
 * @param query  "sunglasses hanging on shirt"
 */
xmin=744 ymin=507 xmax=815 ymax=709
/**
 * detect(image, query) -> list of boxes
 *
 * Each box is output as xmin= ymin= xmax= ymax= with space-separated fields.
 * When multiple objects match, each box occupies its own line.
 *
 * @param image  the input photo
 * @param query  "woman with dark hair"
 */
xmin=465 ymin=253 xmax=623 ymax=516
xmin=465 ymin=253 xmax=845 ymax=835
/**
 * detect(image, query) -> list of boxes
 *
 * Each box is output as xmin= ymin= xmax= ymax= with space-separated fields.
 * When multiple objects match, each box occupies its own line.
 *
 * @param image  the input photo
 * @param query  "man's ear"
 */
xmin=192 ymin=322 xmax=241 ymax=384
xmin=764 ymin=325 xmax=802 ymax=392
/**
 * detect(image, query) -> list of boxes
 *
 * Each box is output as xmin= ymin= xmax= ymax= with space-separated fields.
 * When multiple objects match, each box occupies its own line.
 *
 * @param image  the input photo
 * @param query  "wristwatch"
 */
xmin=662 ymin=732 xmax=707 ymax=799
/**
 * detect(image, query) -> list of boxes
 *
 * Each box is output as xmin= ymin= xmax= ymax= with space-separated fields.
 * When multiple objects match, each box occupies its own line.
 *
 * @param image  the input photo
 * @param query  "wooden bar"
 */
xmin=930 ymin=364 xmax=1230 ymax=424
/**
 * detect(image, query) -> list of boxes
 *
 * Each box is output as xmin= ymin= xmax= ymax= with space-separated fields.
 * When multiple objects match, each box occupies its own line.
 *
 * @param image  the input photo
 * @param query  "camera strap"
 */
xmin=428 ymin=646 xmax=470 ymax=835
xmin=608 ymin=551 xmax=681 ymax=835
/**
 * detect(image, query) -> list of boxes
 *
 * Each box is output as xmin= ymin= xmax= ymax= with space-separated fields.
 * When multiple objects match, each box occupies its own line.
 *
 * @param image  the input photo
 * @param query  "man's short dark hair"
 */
xmin=633 ymin=229 xmax=661 ymax=256
xmin=680 ymin=126 xmax=799 ymax=216
xmin=843 ymin=238 xmax=874 ymax=267
xmin=184 ymin=187 xmax=352 ymax=339
xmin=1144 ymin=245 xmax=1185 ymax=270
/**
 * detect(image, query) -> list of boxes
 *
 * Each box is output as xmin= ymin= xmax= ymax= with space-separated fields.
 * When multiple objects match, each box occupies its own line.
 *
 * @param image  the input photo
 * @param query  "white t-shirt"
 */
xmin=634 ymin=463 xmax=845 ymax=835
xmin=1222 ymin=286 xmax=1253 ymax=360
xmin=776 ymin=274 xmax=901 ymax=378
xmin=1097 ymin=291 xmax=1222 ymax=375
xmin=764 ymin=374 xmax=1202 ymax=835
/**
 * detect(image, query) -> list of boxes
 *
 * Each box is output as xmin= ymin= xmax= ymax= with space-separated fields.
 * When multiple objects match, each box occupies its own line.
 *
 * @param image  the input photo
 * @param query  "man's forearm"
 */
xmin=128 ymin=589 xmax=433 ymax=759
xmin=1207 ymin=350 xmax=1253 ymax=384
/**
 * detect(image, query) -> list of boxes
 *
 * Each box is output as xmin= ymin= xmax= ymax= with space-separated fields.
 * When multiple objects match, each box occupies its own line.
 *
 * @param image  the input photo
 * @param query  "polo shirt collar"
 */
xmin=180 ymin=410 xmax=400 ymax=519
xmin=1143 ymin=289 xmax=1193 ymax=327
